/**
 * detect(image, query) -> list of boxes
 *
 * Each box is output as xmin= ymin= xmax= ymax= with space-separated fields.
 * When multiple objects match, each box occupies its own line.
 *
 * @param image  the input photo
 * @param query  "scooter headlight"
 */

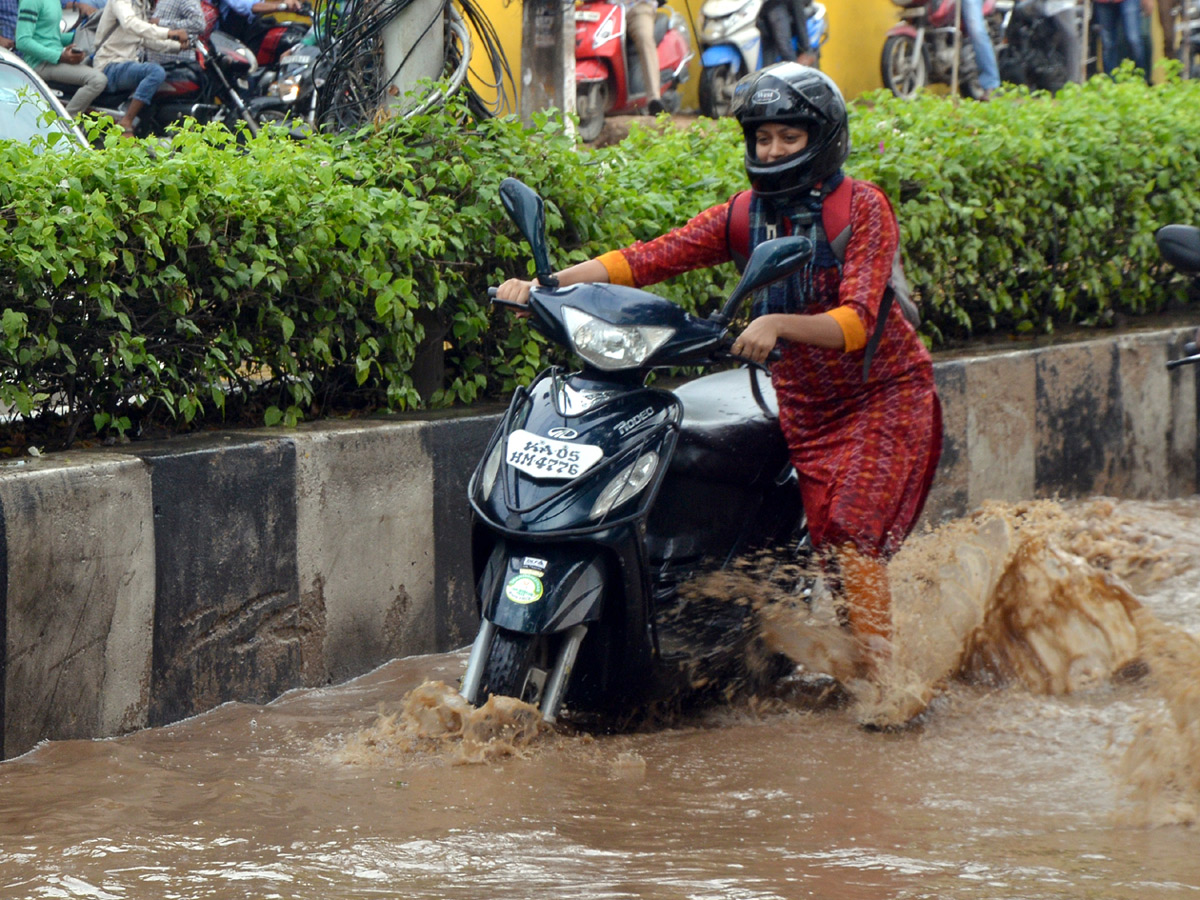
xmin=590 ymin=451 xmax=658 ymax=520
xmin=561 ymin=306 xmax=674 ymax=371
xmin=592 ymin=9 xmax=620 ymax=48
xmin=277 ymin=74 xmax=303 ymax=104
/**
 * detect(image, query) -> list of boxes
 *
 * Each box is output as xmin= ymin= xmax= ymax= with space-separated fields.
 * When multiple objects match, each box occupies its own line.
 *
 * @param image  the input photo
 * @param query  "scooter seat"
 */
xmin=653 ymin=12 xmax=669 ymax=45
xmin=670 ymin=367 xmax=789 ymax=486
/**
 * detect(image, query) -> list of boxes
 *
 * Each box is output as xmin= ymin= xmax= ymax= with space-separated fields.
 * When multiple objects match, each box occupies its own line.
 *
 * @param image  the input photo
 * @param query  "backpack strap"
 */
xmin=821 ymin=175 xmax=854 ymax=263
xmin=726 ymin=189 xmax=753 ymax=273
xmin=859 ymin=184 xmax=906 ymax=382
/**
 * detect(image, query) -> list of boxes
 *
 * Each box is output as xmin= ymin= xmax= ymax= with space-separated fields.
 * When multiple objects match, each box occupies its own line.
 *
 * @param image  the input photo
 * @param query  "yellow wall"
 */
xmin=466 ymin=0 xmax=901 ymax=112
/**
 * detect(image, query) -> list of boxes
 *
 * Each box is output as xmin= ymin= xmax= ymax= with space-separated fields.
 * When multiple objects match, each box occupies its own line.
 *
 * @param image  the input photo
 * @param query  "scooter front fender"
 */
xmin=575 ymin=57 xmax=610 ymax=83
xmin=701 ymin=44 xmax=743 ymax=68
xmin=479 ymin=541 xmax=607 ymax=635
xmin=885 ymin=22 xmax=919 ymax=39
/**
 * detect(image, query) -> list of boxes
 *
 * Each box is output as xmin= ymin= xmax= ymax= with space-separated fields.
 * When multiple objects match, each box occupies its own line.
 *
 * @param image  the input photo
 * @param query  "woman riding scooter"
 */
xmin=494 ymin=63 xmax=941 ymax=692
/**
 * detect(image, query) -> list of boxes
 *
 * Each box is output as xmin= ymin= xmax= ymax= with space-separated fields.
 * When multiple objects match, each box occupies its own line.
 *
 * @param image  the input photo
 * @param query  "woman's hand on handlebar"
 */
xmin=494 ymin=277 xmax=537 ymax=306
xmin=731 ymin=317 xmax=781 ymax=365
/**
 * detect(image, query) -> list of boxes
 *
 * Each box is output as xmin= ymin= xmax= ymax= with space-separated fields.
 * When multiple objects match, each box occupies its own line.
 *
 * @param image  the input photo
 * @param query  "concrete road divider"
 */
xmin=0 ymin=328 xmax=1194 ymax=758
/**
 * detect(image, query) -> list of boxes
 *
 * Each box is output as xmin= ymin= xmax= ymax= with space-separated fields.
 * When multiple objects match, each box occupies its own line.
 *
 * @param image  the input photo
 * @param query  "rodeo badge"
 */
xmin=505 ymin=573 xmax=544 ymax=605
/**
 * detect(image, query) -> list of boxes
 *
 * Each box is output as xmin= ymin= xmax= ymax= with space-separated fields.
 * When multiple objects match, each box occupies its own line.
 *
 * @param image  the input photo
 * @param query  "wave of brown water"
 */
xmin=1 ymin=498 xmax=1198 ymax=899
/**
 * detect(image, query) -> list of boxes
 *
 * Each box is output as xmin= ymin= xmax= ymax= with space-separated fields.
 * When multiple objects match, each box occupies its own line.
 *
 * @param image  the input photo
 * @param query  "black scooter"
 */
xmin=459 ymin=178 xmax=812 ymax=724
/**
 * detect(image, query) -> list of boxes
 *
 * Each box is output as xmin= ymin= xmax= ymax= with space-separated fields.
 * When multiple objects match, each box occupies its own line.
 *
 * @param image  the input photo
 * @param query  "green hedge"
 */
xmin=2 ymin=67 xmax=1199 ymax=448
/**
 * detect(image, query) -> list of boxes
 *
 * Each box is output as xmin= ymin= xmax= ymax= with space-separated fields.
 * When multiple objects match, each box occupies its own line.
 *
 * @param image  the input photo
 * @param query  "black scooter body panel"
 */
xmin=478 ymin=539 xmax=606 ymax=634
xmin=473 ymin=370 xmax=682 ymax=536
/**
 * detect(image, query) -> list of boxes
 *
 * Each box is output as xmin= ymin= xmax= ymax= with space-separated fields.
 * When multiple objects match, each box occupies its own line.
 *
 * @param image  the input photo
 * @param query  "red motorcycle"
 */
xmin=880 ymin=0 xmax=1000 ymax=100
xmin=574 ymin=0 xmax=694 ymax=142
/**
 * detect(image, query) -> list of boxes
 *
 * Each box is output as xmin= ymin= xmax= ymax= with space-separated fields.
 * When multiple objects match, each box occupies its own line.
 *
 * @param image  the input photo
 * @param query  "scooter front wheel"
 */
xmin=698 ymin=62 xmax=739 ymax=118
xmin=881 ymin=34 xmax=927 ymax=99
xmin=577 ymin=81 xmax=608 ymax=143
xmin=478 ymin=629 xmax=538 ymax=703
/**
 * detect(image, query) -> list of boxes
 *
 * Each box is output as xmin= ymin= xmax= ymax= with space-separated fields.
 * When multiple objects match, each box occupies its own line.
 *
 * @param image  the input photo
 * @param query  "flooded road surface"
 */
xmin=2 ymin=498 xmax=1199 ymax=900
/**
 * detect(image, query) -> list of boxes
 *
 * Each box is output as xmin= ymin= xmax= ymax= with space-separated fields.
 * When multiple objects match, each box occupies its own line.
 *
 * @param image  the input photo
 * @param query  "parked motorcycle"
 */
xmin=218 ymin=2 xmax=312 ymax=68
xmin=46 ymin=29 xmax=262 ymax=137
xmin=574 ymin=0 xmax=694 ymax=143
xmin=697 ymin=0 xmax=828 ymax=118
xmin=458 ymin=178 xmax=811 ymax=724
xmin=881 ymin=0 xmax=1078 ymax=100
xmin=1175 ymin=0 xmax=1200 ymax=77
xmin=254 ymin=38 xmax=324 ymax=127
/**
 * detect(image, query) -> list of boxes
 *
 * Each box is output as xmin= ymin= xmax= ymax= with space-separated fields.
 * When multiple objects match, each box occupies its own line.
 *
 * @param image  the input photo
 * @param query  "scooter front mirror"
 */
xmin=1156 ymin=224 xmax=1200 ymax=274
xmin=713 ymin=236 xmax=814 ymax=324
xmin=499 ymin=177 xmax=559 ymax=287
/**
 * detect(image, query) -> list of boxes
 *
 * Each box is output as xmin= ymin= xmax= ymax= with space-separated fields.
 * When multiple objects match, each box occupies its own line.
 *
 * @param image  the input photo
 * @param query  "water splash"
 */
xmin=1117 ymin=609 xmax=1200 ymax=827
xmin=335 ymin=681 xmax=549 ymax=766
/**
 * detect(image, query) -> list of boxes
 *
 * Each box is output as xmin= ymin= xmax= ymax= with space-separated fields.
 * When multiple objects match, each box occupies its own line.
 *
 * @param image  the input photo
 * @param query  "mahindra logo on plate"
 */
xmin=548 ymin=427 xmax=578 ymax=439
xmin=752 ymin=89 xmax=781 ymax=104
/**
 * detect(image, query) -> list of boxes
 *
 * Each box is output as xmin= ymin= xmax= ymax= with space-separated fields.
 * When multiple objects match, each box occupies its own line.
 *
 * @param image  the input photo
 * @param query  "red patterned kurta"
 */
xmin=598 ymin=181 xmax=942 ymax=558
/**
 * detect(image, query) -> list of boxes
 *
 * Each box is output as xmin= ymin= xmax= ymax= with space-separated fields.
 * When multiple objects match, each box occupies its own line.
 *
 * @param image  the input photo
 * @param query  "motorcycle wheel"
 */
xmin=881 ymin=34 xmax=927 ymax=99
xmin=577 ymin=82 xmax=608 ymax=143
xmin=1187 ymin=44 xmax=1200 ymax=80
xmin=698 ymin=62 xmax=739 ymax=118
xmin=1025 ymin=19 xmax=1071 ymax=93
xmin=478 ymin=629 xmax=539 ymax=703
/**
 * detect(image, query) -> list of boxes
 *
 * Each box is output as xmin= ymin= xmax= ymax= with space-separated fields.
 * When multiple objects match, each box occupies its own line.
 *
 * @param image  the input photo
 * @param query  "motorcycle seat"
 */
xmin=670 ymin=367 xmax=789 ymax=486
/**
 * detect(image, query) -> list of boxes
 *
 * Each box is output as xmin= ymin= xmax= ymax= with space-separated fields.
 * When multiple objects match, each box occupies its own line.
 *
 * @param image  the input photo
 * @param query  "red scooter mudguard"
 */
xmin=885 ymin=22 xmax=919 ymax=39
xmin=576 ymin=58 xmax=609 ymax=84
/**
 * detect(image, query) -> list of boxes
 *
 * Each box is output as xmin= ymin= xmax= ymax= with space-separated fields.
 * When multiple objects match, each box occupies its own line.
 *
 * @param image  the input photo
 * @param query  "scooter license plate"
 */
xmin=505 ymin=428 xmax=604 ymax=480
xmin=575 ymin=10 xmax=601 ymax=20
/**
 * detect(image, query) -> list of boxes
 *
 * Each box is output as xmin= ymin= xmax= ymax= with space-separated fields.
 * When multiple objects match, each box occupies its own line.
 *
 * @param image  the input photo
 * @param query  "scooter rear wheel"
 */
xmin=698 ymin=62 xmax=739 ymax=118
xmin=1023 ymin=17 xmax=1072 ymax=92
xmin=881 ymin=34 xmax=927 ymax=99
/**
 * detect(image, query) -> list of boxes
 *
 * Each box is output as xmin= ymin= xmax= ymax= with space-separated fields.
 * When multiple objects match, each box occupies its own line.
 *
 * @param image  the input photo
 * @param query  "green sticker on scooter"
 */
xmin=505 ymin=573 xmax=543 ymax=605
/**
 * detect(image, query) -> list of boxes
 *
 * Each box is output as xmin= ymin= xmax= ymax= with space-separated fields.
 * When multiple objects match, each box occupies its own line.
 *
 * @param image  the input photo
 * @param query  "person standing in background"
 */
xmin=961 ymin=0 xmax=1000 ymax=99
xmin=625 ymin=0 xmax=664 ymax=113
xmin=1093 ymin=0 xmax=1152 ymax=75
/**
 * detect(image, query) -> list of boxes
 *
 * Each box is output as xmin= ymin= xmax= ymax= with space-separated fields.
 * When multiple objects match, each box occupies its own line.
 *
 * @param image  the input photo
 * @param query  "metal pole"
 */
xmin=1080 ymin=0 xmax=1091 ymax=82
xmin=520 ymin=0 xmax=577 ymax=130
xmin=951 ymin=0 xmax=964 ymax=97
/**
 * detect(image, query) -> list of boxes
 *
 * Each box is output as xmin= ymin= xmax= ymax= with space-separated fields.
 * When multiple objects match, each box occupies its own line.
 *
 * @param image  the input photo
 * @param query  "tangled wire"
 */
xmin=311 ymin=0 xmax=515 ymax=130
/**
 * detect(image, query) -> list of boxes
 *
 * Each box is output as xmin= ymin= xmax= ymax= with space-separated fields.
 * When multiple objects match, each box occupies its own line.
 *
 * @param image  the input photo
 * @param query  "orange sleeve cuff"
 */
xmin=597 ymin=250 xmax=635 ymax=287
xmin=827 ymin=306 xmax=867 ymax=353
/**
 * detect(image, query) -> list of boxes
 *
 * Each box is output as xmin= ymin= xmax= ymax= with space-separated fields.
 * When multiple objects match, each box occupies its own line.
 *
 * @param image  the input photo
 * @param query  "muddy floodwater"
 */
xmin=2 ymin=498 xmax=1200 ymax=900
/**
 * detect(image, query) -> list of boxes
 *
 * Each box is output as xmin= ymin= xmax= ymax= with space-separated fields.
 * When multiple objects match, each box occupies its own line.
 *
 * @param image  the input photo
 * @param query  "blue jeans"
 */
xmin=1094 ymin=0 xmax=1149 ymax=75
xmin=961 ymin=0 xmax=1000 ymax=91
xmin=102 ymin=60 xmax=166 ymax=105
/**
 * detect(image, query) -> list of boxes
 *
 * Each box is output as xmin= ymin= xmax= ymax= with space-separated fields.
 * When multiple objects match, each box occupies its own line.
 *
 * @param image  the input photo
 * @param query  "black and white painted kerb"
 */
xmin=0 ymin=328 xmax=1194 ymax=758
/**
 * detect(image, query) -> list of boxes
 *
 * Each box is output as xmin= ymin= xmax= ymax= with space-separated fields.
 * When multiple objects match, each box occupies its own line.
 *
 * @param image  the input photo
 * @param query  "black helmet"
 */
xmin=730 ymin=63 xmax=850 ymax=203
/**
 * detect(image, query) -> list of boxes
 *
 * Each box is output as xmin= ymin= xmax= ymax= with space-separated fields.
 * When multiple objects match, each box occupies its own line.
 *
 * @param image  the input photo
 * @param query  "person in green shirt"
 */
xmin=15 ymin=0 xmax=107 ymax=115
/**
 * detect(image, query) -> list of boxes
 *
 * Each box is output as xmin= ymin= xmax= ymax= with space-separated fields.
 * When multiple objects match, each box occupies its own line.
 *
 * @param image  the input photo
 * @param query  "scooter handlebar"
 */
xmin=717 ymin=335 xmax=780 ymax=369
xmin=487 ymin=286 xmax=531 ymax=312
xmin=1168 ymin=340 xmax=1200 ymax=369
